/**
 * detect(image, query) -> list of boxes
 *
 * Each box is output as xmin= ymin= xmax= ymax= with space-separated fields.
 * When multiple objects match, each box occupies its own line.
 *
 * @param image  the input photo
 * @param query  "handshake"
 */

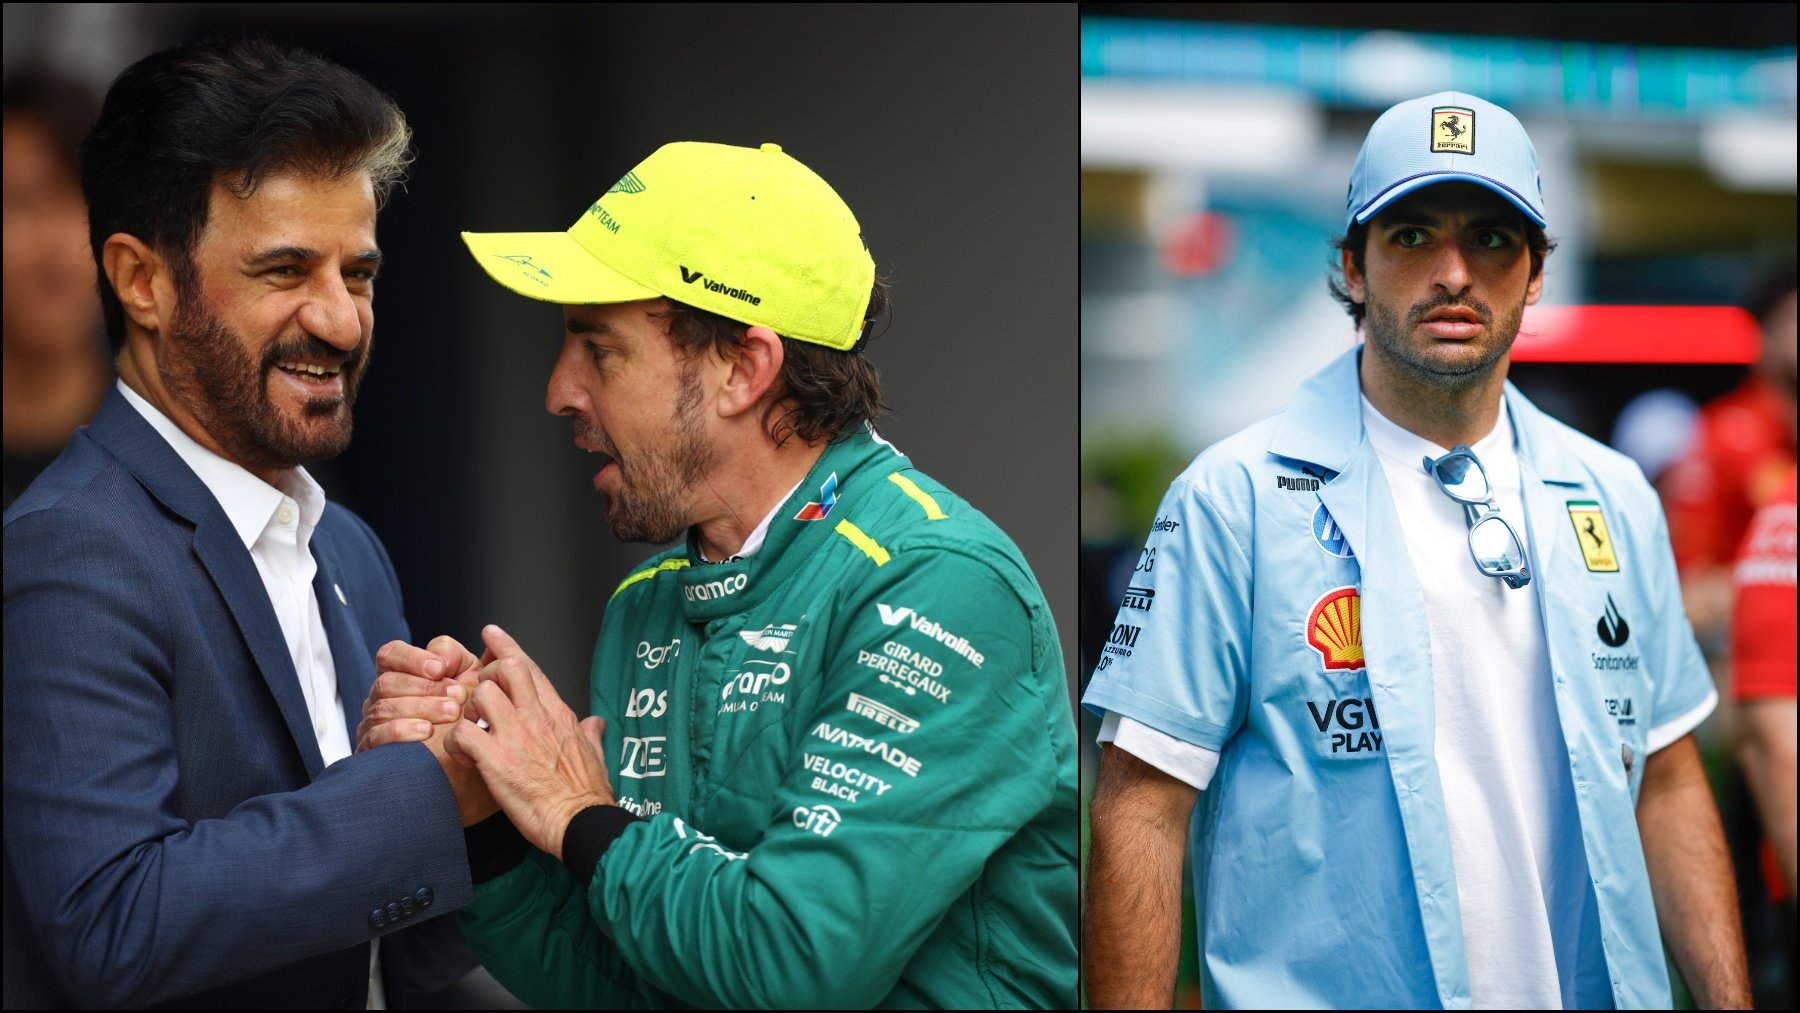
xmin=356 ymin=625 xmax=615 ymax=861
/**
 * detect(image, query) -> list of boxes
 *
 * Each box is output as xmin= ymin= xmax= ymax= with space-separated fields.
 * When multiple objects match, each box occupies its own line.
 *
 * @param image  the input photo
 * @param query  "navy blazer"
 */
xmin=3 ymin=389 xmax=474 ymax=1009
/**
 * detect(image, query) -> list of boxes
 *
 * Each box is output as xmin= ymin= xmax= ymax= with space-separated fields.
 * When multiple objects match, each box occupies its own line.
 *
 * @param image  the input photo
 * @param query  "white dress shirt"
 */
xmin=118 ymin=381 xmax=386 ymax=1008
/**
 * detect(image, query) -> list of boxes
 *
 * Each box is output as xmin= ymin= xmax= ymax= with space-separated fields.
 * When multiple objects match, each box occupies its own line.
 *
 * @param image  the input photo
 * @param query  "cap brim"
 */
xmin=1353 ymin=173 xmax=1547 ymax=229
xmin=461 ymin=230 xmax=662 ymax=304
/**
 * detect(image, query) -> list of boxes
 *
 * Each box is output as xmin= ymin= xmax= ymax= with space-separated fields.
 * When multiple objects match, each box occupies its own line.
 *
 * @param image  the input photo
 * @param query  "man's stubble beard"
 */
xmin=598 ymin=357 xmax=718 ymax=546
xmin=1362 ymin=283 xmax=1525 ymax=389
xmin=160 ymin=282 xmax=366 ymax=472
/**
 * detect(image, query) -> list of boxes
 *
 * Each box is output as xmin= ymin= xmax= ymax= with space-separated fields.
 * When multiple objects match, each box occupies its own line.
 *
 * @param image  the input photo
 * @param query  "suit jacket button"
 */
xmin=400 ymin=896 xmax=415 ymax=916
xmin=414 ymin=886 xmax=433 ymax=908
xmin=370 ymin=909 xmax=387 ymax=929
xmin=387 ymin=901 xmax=402 ymax=922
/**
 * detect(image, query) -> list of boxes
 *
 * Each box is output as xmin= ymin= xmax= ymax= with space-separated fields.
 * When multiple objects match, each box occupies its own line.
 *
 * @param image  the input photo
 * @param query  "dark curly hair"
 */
xmin=652 ymin=279 xmax=892 ymax=447
xmin=80 ymin=38 xmax=413 ymax=351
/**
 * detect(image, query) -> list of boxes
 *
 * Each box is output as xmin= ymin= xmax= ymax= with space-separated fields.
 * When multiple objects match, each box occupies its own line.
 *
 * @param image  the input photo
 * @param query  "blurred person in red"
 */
xmin=1660 ymin=268 xmax=1798 ymax=643
xmin=2 ymin=67 xmax=107 ymax=507
xmin=1732 ymin=466 xmax=1796 ymax=1007
xmin=1733 ymin=468 xmax=1795 ymax=896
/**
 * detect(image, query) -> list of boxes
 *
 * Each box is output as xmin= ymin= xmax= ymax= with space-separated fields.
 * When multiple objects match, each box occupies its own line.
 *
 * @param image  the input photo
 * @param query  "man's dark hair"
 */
xmin=1327 ymin=213 xmax=1556 ymax=329
xmin=654 ymin=279 xmax=892 ymax=447
xmin=80 ymin=38 xmax=413 ymax=352
xmin=3 ymin=65 xmax=101 ymax=175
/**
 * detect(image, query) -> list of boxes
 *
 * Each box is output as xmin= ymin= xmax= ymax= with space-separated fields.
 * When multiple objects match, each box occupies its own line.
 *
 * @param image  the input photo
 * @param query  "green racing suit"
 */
xmin=458 ymin=427 xmax=1078 ymax=1008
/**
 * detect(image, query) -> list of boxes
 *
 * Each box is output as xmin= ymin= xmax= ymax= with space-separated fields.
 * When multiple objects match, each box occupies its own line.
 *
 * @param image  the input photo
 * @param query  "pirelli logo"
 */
xmin=846 ymin=692 xmax=918 ymax=734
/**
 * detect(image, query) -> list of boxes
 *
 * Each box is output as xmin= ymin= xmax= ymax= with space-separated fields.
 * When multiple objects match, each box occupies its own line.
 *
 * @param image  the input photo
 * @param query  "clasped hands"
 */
xmin=356 ymin=625 xmax=614 ymax=860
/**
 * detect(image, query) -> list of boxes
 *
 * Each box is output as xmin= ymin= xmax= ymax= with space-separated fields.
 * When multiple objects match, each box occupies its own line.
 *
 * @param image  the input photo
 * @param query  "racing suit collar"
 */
xmin=1267 ymin=346 xmax=1586 ymax=486
xmin=676 ymin=425 xmax=911 ymax=622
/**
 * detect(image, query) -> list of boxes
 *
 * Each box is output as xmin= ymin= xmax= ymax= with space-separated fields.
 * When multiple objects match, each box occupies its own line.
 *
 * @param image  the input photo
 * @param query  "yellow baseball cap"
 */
xmin=461 ymin=141 xmax=876 ymax=351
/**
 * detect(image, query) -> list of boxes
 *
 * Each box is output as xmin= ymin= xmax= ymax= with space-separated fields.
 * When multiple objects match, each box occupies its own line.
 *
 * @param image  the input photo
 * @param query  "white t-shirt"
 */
xmin=1099 ymin=397 xmax=1608 ymax=1009
xmin=1361 ymin=395 xmax=1601 ymax=1010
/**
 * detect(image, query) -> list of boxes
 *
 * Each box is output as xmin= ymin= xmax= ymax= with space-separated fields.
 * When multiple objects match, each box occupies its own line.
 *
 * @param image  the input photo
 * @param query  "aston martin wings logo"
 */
xmin=738 ymin=623 xmax=798 ymax=653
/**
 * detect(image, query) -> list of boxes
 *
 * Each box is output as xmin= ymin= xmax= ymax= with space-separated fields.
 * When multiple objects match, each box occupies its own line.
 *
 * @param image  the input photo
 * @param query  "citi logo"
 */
xmin=686 ymin=573 xmax=748 ymax=601
xmin=679 ymin=265 xmax=762 ymax=306
xmin=1597 ymin=594 xmax=1630 ymax=648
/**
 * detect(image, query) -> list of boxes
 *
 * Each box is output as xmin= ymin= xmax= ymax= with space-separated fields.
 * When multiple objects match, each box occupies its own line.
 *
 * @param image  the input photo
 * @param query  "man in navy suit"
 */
xmin=3 ymin=40 xmax=474 ymax=1008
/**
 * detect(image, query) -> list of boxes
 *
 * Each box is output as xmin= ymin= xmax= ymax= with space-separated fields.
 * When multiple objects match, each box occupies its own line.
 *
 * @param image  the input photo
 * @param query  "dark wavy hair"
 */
xmin=1327 ymin=212 xmax=1555 ymax=330
xmin=80 ymin=38 xmax=413 ymax=351
xmin=653 ymin=279 xmax=892 ymax=447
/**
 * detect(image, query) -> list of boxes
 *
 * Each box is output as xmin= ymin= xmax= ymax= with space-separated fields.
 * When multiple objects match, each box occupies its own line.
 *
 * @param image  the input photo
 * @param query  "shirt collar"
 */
xmin=1268 ymin=346 xmax=1582 ymax=483
xmin=696 ymin=476 xmax=805 ymax=564
xmin=116 ymin=379 xmax=325 ymax=551
xmin=1361 ymin=392 xmax=1515 ymax=472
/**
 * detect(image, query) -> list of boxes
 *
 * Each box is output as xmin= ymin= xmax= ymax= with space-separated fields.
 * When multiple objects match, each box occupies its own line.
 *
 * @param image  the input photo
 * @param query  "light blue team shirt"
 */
xmin=1083 ymin=348 xmax=1716 ymax=1010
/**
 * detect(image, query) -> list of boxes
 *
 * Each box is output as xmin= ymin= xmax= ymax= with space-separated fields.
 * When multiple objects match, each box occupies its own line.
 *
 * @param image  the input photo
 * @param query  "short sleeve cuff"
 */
xmin=1097 ymin=711 xmax=1221 ymax=791
xmin=1647 ymin=686 xmax=1719 ymax=753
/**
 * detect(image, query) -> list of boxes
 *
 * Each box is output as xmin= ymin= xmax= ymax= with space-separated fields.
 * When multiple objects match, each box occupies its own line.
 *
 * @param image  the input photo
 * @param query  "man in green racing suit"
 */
xmin=355 ymin=141 xmax=1078 ymax=1008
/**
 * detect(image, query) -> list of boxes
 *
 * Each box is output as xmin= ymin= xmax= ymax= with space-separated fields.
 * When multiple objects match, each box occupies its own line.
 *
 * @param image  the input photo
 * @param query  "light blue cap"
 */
xmin=1346 ymin=91 xmax=1546 ymax=229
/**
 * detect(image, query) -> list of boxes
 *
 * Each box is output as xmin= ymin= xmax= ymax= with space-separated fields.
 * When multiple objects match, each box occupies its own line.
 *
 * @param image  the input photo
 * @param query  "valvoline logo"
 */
xmin=794 ymin=472 xmax=840 ymax=521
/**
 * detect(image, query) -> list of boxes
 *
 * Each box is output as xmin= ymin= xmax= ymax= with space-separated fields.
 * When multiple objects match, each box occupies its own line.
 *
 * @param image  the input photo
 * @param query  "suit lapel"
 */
xmin=189 ymin=526 xmax=328 ymax=777
xmin=88 ymin=388 xmax=326 ymax=778
xmin=309 ymin=525 xmax=377 ymax=738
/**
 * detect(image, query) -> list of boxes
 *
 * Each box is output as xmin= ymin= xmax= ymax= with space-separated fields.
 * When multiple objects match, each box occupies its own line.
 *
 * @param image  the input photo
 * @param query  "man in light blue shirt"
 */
xmin=1082 ymin=92 xmax=1751 ymax=1009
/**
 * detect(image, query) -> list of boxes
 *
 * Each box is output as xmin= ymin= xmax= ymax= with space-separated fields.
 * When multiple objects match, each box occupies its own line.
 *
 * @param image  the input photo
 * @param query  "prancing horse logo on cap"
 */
xmin=1431 ymin=106 xmax=1475 ymax=155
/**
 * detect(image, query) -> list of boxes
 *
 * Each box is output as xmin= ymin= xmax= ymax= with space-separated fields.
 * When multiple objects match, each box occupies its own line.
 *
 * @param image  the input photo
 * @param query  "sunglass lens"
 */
xmin=1433 ymin=452 xmax=1491 ymax=502
xmin=1470 ymin=514 xmax=1524 ymax=574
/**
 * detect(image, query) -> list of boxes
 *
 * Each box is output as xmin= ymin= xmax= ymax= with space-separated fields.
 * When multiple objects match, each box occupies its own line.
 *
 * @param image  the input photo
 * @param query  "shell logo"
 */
xmin=1306 ymin=586 xmax=1364 ymax=672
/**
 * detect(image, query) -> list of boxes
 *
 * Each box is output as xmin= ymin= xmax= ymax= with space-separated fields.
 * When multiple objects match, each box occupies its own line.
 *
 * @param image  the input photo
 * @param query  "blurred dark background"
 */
xmin=4 ymin=3 xmax=1079 ymax=717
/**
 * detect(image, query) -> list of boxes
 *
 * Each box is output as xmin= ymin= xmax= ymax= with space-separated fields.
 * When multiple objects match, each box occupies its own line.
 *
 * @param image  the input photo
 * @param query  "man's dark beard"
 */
xmin=160 ymin=290 xmax=367 ymax=472
xmin=1363 ymin=287 xmax=1522 ymax=384
xmin=587 ymin=358 xmax=717 ymax=545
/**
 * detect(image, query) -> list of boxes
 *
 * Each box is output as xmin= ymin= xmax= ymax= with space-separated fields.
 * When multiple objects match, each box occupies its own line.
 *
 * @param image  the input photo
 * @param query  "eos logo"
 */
xmin=685 ymin=573 xmax=747 ymax=601
xmin=636 ymin=639 xmax=681 ymax=669
xmin=625 ymin=687 xmax=668 ymax=719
